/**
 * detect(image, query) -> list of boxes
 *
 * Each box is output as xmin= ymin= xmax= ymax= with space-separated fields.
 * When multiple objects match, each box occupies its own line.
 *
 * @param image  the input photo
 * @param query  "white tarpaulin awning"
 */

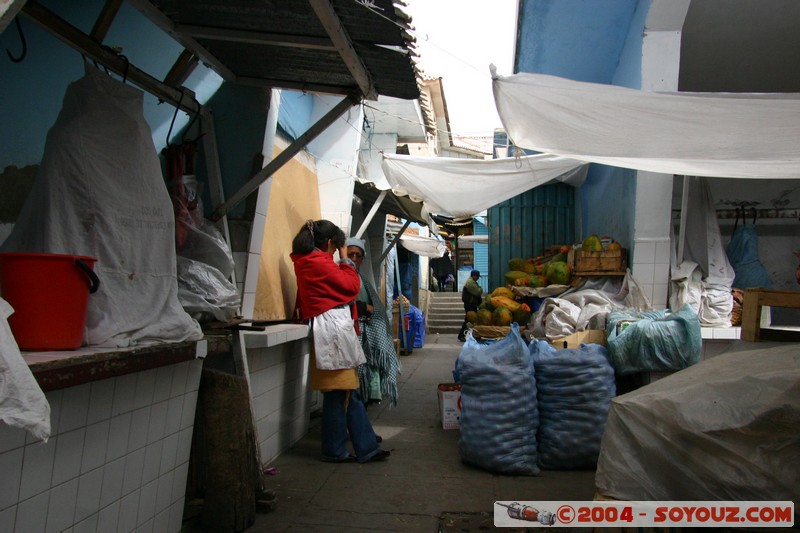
xmin=398 ymin=234 xmax=446 ymax=258
xmin=492 ymin=70 xmax=800 ymax=180
xmin=381 ymin=153 xmax=587 ymax=219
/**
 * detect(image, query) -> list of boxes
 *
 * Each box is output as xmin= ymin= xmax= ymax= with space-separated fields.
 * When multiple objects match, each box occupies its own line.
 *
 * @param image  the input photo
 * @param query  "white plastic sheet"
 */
xmin=670 ymin=178 xmax=734 ymax=326
xmin=0 ymin=298 xmax=50 ymax=441
xmin=596 ymin=342 xmax=800 ymax=502
xmin=1 ymin=65 xmax=202 ymax=347
xmin=398 ymin=234 xmax=446 ymax=258
xmin=381 ymin=153 xmax=587 ymax=219
xmin=493 ymin=71 xmax=800 ymax=179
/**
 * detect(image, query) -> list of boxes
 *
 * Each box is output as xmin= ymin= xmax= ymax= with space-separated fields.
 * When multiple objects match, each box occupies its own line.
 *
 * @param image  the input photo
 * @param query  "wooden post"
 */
xmin=197 ymin=368 xmax=260 ymax=532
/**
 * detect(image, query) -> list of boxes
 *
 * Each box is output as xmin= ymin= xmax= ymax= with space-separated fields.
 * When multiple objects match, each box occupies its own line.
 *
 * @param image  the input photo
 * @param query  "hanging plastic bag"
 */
xmin=726 ymin=208 xmax=772 ymax=290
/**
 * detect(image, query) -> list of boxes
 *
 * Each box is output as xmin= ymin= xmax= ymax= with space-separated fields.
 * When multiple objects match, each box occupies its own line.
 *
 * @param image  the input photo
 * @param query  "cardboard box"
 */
xmin=549 ymin=329 xmax=607 ymax=349
xmin=437 ymin=383 xmax=462 ymax=430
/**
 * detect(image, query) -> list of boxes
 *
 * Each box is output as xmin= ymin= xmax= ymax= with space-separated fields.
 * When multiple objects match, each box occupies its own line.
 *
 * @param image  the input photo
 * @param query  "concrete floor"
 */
xmin=245 ymin=335 xmax=597 ymax=532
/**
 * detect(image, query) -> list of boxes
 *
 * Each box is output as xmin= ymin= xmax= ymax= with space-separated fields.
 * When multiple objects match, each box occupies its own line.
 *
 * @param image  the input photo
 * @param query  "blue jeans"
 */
xmin=321 ymin=389 xmax=382 ymax=463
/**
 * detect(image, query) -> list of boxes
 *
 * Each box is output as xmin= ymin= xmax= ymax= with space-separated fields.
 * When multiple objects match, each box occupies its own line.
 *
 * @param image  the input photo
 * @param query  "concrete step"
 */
xmin=427 ymin=291 xmax=467 ymax=335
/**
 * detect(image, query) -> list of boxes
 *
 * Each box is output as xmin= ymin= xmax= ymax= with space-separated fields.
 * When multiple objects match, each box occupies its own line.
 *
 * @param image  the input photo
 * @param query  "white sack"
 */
xmin=493 ymin=71 xmax=800 ymax=179
xmin=381 ymin=153 xmax=587 ymax=219
xmin=670 ymin=178 xmax=734 ymax=326
xmin=531 ymin=273 xmax=652 ymax=339
xmin=1 ymin=65 xmax=202 ymax=347
xmin=596 ymin=342 xmax=800 ymax=502
xmin=0 ymin=298 xmax=50 ymax=441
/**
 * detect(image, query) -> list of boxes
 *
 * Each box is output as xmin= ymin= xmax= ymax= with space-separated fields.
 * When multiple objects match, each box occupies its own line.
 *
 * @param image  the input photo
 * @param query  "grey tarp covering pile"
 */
xmin=596 ymin=342 xmax=800 ymax=502
xmin=1 ymin=65 xmax=202 ymax=347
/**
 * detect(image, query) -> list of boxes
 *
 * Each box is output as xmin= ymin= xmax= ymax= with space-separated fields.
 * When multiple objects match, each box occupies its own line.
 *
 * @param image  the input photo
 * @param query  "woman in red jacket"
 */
xmin=291 ymin=219 xmax=389 ymax=463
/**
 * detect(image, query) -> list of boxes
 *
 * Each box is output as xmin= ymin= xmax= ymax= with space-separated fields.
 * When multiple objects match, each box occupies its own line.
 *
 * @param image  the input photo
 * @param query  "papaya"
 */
xmin=513 ymin=276 xmax=530 ymax=287
xmin=504 ymin=270 xmax=530 ymax=285
xmin=490 ymin=295 xmax=521 ymax=312
xmin=513 ymin=305 xmax=532 ymax=325
xmin=527 ymin=274 xmax=547 ymax=288
xmin=546 ymin=261 xmax=572 ymax=285
xmin=582 ymin=234 xmax=603 ymax=252
xmin=491 ymin=287 xmax=515 ymax=299
xmin=465 ymin=310 xmax=478 ymax=324
xmin=476 ymin=309 xmax=493 ymax=325
xmin=508 ymin=257 xmax=535 ymax=274
xmin=492 ymin=306 xmax=513 ymax=326
xmin=482 ymin=296 xmax=496 ymax=312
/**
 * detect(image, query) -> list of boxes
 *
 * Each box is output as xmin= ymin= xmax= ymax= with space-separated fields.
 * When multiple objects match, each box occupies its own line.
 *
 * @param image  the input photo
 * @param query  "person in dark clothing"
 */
xmin=458 ymin=269 xmax=483 ymax=341
xmin=430 ymin=249 xmax=455 ymax=292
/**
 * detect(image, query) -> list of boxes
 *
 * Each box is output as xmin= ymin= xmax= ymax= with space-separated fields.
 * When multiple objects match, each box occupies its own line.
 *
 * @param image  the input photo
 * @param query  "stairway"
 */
xmin=426 ymin=291 xmax=465 ymax=335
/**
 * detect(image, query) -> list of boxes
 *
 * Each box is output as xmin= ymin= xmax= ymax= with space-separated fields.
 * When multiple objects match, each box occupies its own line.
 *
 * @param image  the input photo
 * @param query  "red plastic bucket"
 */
xmin=0 ymin=253 xmax=100 ymax=351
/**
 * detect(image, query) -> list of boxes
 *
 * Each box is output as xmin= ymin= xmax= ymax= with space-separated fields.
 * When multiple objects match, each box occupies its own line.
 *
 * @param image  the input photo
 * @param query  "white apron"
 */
xmin=311 ymin=306 xmax=367 ymax=370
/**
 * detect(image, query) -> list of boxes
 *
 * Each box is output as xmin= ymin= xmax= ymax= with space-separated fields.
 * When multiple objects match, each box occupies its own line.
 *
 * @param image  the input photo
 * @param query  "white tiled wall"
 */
xmin=0 ymin=359 xmax=202 ymax=533
xmin=243 ymin=325 xmax=313 ymax=465
xmin=632 ymin=237 xmax=671 ymax=310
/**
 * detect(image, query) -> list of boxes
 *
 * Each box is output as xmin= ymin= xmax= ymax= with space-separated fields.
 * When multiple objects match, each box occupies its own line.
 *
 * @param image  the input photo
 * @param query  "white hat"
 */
xmin=345 ymin=237 xmax=366 ymax=252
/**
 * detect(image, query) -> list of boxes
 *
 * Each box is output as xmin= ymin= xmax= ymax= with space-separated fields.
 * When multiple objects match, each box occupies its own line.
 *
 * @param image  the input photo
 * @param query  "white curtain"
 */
xmin=492 ymin=71 xmax=800 ymax=180
xmin=381 ymin=153 xmax=587 ymax=219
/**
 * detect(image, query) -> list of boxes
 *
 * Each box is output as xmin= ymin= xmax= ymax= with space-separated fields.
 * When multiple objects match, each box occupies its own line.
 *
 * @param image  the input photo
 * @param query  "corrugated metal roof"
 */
xmin=132 ymin=0 xmax=421 ymax=100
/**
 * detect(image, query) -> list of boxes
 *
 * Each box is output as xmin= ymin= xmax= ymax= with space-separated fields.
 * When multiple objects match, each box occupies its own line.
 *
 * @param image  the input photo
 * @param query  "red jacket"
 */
xmin=290 ymin=250 xmax=360 ymax=322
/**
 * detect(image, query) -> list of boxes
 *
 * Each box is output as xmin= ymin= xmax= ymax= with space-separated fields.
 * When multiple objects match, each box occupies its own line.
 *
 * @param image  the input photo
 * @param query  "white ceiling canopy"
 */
xmin=492 ymin=70 xmax=800 ymax=180
xmin=380 ymin=153 xmax=587 ymax=219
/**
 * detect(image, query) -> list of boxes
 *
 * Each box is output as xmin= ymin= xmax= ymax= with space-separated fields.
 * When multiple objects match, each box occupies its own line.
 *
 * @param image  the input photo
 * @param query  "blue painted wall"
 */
xmin=0 ymin=0 xmax=273 ymax=219
xmin=515 ymin=0 xmax=639 ymax=83
xmin=277 ymin=91 xmax=314 ymax=141
xmin=514 ymin=0 xmax=644 ymax=250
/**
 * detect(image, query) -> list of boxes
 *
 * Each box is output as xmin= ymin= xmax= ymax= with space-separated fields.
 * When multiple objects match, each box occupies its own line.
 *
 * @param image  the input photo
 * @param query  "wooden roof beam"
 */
xmin=21 ymin=1 xmax=200 ymax=115
xmin=176 ymin=24 xmax=336 ymax=51
xmin=89 ymin=0 xmax=122 ymax=42
xmin=308 ymin=0 xmax=377 ymax=101
xmin=210 ymin=92 xmax=361 ymax=221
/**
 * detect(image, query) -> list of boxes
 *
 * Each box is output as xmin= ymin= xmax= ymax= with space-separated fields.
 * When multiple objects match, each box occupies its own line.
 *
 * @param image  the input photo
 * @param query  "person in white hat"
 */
xmin=345 ymin=237 xmax=401 ymax=408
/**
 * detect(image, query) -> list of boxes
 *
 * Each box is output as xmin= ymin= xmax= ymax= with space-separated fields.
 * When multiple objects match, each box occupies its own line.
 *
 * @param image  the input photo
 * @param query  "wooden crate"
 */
xmin=572 ymin=248 xmax=627 ymax=276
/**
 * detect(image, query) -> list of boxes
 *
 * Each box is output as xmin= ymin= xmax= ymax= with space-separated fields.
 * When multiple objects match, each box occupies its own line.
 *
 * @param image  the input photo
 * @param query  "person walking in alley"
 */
xmin=290 ymin=220 xmax=390 ymax=463
xmin=458 ymin=269 xmax=483 ymax=342
xmin=345 ymin=237 xmax=401 ymax=408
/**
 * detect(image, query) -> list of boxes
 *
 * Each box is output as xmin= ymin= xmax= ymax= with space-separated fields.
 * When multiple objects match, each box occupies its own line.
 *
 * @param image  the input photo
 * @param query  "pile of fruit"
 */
xmin=467 ymin=287 xmax=532 ymax=327
xmin=504 ymin=245 xmax=573 ymax=288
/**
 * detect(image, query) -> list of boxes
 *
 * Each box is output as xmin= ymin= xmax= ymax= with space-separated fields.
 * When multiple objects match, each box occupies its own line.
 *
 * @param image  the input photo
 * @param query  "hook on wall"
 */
xmin=6 ymin=18 xmax=27 ymax=63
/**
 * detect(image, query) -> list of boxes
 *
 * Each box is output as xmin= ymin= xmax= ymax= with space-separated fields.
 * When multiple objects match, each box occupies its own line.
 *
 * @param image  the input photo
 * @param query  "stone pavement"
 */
xmin=244 ymin=335 xmax=597 ymax=532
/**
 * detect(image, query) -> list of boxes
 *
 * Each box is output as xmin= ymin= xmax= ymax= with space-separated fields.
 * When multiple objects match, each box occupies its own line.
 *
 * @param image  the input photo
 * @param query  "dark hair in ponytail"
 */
xmin=292 ymin=219 xmax=345 ymax=254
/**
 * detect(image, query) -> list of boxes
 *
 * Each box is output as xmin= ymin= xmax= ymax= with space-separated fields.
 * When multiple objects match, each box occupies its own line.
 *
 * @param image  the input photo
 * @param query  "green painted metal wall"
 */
xmin=487 ymin=183 xmax=576 ymax=290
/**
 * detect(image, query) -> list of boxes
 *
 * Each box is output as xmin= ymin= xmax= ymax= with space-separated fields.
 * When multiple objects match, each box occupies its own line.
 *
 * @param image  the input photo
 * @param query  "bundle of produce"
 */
xmin=456 ymin=324 xmax=540 ymax=475
xmin=506 ymin=246 xmax=573 ymax=287
xmin=529 ymin=340 xmax=616 ymax=470
xmin=473 ymin=287 xmax=532 ymax=326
